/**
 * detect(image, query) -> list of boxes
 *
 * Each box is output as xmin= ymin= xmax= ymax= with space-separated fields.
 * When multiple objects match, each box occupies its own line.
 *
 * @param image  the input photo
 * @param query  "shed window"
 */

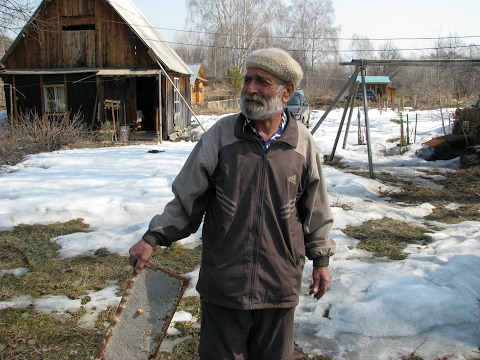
xmin=62 ymin=24 xmax=95 ymax=31
xmin=174 ymin=77 xmax=180 ymax=114
xmin=44 ymin=85 xmax=66 ymax=114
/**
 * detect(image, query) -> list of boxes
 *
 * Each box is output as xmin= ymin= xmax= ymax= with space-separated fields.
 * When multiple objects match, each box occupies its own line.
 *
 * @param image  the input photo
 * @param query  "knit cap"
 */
xmin=245 ymin=48 xmax=303 ymax=86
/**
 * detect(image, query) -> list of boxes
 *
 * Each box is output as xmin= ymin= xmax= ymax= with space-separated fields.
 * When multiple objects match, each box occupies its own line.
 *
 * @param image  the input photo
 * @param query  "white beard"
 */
xmin=240 ymin=87 xmax=285 ymax=121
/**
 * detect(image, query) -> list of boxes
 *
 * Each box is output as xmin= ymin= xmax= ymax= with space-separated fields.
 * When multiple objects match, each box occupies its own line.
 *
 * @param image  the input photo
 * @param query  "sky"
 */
xmin=1 ymin=107 xmax=479 ymax=359
xmin=135 ymin=0 xmax=480 ymax=57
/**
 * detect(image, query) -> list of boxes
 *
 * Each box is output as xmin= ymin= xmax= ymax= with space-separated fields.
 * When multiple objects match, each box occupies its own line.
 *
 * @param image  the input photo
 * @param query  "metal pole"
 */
xmin=342 ymin=81 xmax=359 ymax=149
xmin=328 ymin=80 xmax=357 ymax=161
xmin=311 ymin=66 xmax=362 ymax=135
xmin=360 ymin=64 xmax=374 ymax=179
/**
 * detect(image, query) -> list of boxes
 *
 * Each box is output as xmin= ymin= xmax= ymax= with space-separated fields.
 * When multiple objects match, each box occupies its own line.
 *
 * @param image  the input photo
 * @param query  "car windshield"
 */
xmin=287 ymin=94 xmax=301 ymax=106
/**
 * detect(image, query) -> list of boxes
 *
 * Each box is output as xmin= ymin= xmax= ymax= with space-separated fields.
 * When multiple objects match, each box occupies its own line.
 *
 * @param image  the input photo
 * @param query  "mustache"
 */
xmin=242 ymin=94 xmax=266 ymax=105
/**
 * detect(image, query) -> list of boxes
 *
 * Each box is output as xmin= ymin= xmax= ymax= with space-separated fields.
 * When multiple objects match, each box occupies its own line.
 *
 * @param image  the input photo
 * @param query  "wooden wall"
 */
xmin=191 ymin=80 xmax=205 ymax=103
xmin=4 ymin=0 xmax=157 ymax=69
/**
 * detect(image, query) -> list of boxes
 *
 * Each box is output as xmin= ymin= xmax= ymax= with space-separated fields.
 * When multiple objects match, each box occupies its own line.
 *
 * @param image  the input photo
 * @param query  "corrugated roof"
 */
xmin=107 ymin=0 xmax=192 ymax=75
xmin=356 ymin=76 xmax=391 ymax=84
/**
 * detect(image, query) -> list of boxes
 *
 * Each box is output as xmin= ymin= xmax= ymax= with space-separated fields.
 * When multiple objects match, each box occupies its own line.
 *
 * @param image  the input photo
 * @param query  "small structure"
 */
xmin=355 ymin=75 xmax=395 ymax=102
xmin=0 ymin=0 xmax=193 ymax=140
xmin=188 ymin=63 xmax=208 ymax=103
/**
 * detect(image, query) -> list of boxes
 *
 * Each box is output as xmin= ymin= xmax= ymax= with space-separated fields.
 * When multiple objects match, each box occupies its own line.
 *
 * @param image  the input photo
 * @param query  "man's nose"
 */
xmin=243 ymin=81 xmax=259 ymax=95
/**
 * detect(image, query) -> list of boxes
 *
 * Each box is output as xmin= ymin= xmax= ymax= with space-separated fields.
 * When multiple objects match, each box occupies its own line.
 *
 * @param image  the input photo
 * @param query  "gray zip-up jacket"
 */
xmin=143 ymin=111 xmax=336 ymax=310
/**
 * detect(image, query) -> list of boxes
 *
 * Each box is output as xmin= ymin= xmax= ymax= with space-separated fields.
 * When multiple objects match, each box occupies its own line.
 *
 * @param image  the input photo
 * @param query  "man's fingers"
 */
xmin=134 ymin=258 xmax=146 ymax=274
xmin=128 ymin=240 xmax=153 ymax=274
xmin=310 ymin=266 xmax=331 ymax=300
xmin=314 ymin=282 xmax=328 ymax=299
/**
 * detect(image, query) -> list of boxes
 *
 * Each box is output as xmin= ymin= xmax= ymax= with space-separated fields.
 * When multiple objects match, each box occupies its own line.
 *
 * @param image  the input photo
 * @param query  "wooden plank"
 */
xmin=95 ymin=263 xmax=189 ymax=360
xmin=61 ymin=15 xmax=95 ymax=26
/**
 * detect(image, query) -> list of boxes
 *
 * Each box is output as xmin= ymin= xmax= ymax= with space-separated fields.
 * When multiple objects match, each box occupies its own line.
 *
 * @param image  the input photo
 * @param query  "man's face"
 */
xmin=240 ymin=68 xmax=290 ymax=121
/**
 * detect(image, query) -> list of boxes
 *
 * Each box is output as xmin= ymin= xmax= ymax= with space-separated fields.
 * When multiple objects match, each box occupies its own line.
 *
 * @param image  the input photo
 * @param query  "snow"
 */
xmin=1 ymin=107 xmax=479 ymax=360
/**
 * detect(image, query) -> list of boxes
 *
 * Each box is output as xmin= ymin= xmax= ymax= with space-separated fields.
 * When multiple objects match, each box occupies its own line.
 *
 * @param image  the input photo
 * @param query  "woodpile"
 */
xmin=452 ymin=108 xmax=480 ymax=144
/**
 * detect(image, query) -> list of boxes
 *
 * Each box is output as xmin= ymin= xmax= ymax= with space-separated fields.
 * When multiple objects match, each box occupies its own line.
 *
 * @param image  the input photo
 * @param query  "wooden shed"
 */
xmin=188 ymin=63 xmax=208 ymax=103
xmin=356 ymin=75 xmax=395 ymax=102
xmin=0 ymin=0 xmax=193 ymax=140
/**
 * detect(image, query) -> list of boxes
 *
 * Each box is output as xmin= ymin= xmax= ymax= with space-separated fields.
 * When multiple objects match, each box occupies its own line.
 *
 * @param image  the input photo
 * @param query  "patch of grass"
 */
xmin=0 ymin=308 xmax=103 ymax=359
xmin=328 ymin=162 xmax=480 ymax=225
xmin=0 ymin=220 xmax=204 ymax=358
xmin=150 ymin=242 xmax=202 ymax=275
xmin=0 ymin=220 xmax=132 ymax=358
xmin=0 ymin=220 xmax=132 ymax=301
xmin=386 ymin=167 xmax=480 ymax=224
xmin=344 ymin=217 xmax=432 ymax=260
xmin=387 ymin=137 xmax=401 ymax=143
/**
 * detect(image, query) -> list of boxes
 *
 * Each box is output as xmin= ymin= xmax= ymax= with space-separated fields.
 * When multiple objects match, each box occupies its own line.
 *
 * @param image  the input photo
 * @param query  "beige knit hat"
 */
xmin=245 ymin=48 xmax=303 ymax=86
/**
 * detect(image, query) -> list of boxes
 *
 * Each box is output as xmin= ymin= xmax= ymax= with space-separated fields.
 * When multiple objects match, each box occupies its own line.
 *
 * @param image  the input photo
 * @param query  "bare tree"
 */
xmin=0 ymin=0 xmax=37 ymax=41
xmin=285 ymin=0 xmax=339 ymax=89
xmin=173 ymin=31 xmax=209 ymax=67
xmin=369 ymin=40 xmax=403 ymax=80
xmin=349 ymin=34 xmax=375 ymax=60
xmin=185 ymin=0 xmax=282 ymax=74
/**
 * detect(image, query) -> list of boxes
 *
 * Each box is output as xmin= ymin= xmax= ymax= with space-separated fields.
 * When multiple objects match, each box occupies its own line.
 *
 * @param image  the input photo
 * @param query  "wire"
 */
xmin=101 ymin=18 xmax=480 ymax=43
xmin=92 ymin=20 xmax=480 ymax=54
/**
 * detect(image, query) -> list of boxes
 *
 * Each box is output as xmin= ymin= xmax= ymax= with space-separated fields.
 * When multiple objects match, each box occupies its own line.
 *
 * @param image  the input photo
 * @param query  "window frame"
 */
xmin=173 ymin=77 xmax=180 ymax=115
xmin=44 ymin=84 xmax=67 ymax=115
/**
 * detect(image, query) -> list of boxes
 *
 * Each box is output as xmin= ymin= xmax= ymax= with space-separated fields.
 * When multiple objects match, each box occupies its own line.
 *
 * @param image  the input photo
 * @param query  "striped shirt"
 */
xmin=243 ymin=111 xmax=288 ymax=153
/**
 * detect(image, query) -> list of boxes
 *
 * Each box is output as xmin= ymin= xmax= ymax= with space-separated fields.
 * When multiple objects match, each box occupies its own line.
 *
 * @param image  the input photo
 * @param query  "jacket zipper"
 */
xmin=249 ymin=150 xmax=268 ymax=309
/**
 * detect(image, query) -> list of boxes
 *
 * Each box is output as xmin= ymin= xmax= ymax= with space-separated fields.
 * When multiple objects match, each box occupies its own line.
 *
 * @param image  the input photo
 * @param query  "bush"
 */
xmin=0 ymin=111 xmax=91 ymax=169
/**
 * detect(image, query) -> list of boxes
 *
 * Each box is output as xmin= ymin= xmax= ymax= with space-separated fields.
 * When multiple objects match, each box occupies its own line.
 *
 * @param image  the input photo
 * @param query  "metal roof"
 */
xmin=107 ymin=0 xmax=192 ymax=75
xmin=355 ymin=76 xmax=391 ymax=84
xmin=188 ymin=63 xmax=208 ymax=86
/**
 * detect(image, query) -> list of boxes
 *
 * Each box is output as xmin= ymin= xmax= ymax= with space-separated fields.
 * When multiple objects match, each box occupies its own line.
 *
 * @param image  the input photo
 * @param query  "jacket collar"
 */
xmin=234 ymin=109 xmax=299 ymax=149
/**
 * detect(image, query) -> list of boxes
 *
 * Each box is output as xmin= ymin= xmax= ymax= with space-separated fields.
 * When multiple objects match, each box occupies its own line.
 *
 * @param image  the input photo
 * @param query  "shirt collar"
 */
xmin=242 ymin=111 xmax=288 ymax=152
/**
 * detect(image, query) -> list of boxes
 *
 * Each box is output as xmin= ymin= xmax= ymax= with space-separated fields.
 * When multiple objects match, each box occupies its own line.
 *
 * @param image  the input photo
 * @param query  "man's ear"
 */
xmin=281 ymin=83 xmax=295 ymax=103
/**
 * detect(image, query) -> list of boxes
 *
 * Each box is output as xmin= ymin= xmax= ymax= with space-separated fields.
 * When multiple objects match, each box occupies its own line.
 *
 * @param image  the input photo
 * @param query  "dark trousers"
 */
xmin=198 ymin=300 xmax=295 ymax=360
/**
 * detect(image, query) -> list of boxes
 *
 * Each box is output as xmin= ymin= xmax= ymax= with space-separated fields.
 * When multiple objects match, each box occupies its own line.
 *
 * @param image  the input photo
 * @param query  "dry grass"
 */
xmin=335 ymin=164 xmax=479 ymax=264
xmin=386 ymin=167 xmax=480 ymax=224
xmin=0 ymin=112 xmax=92 ymax=169
xmin=0 ymin=220 xmax=202 ymax=359
xmin=344 ymin=217 xmax=433 ymax=260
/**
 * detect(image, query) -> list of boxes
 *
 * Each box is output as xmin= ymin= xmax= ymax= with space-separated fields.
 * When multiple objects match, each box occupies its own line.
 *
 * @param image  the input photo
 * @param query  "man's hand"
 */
xmin=129 ymin=240 xmax=153 ymax=274
xmin=309 ymin=266 xmax=331 ymax=300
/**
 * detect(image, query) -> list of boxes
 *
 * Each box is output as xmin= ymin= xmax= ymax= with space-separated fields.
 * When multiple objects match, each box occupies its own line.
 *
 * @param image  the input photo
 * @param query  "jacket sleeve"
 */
xmin=142 ymin=136 xmax=215 ymax=247
xmin=302 ymin=150 xmax=336 ymax=265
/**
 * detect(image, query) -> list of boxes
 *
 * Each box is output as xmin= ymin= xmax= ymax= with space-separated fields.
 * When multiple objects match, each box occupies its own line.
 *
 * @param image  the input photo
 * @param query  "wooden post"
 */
xmin=158 ymin=73 xmax=162 ymax=143
xmin=414 ymin=113 xmax=418 ymax=143
xmin=406 ymin=113 xmax=409 ymax=144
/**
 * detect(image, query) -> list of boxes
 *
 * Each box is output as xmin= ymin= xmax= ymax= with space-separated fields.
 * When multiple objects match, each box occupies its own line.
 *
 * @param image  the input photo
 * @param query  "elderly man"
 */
xmin=129 ymin=48 xmax=336 ymax=359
